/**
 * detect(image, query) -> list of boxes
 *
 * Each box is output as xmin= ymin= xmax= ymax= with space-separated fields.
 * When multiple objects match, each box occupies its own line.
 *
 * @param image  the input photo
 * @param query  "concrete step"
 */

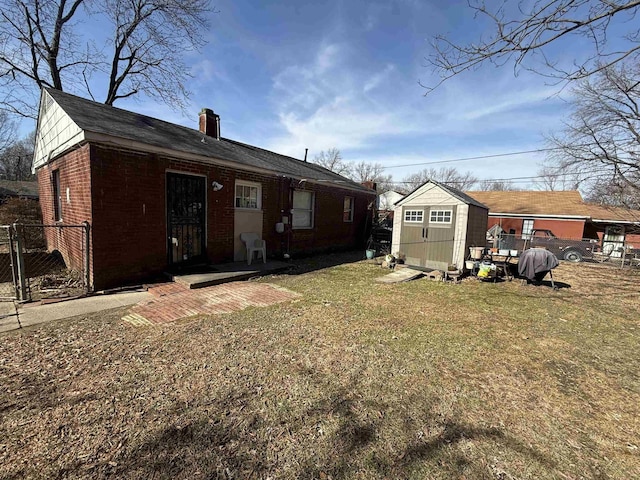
xmin=168 ymin=260 xmax=291 ymax=289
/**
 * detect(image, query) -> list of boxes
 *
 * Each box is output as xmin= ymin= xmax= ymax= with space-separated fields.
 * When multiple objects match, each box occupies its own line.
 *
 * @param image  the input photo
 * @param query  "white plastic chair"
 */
xmin=240 ymin=232 xmax=266 ymax=265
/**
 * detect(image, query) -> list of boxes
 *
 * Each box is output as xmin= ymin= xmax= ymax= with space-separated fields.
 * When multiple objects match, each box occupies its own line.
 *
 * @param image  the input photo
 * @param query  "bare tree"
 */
xmin=0 ymin=111 xmax=16 ymax=152
xmin=0 ymin=0 xmax=211 ymax=117
xmin=428 ymin=1 xmax=640 ymax=92
xmin=476 ymin=179 xmax=520 ymax=191
xmin=545 ymin=64 xmax=640 ymax=207
xmin=402 ymin=167 xmax=478 ymax=191
xmin=0 ymin=131 xmax=35 ymax=180
xmin=534 ymin=164 xmax=583 ymax=191
xmin=311 ymin=148 xmax=352 ymax=177
xmin=349 ymin=161 xmax=393 ymax=192
xmin=582 ymin=176 xmax=640 ymax=208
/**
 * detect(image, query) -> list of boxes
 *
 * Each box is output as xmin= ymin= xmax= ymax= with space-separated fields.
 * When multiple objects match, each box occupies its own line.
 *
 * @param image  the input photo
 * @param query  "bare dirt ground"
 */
xmin=0 ymin=253 xmax=638 ymax=479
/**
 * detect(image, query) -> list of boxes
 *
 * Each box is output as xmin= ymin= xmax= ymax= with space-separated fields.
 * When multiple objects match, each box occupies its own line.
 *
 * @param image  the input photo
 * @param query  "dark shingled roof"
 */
xmin=0 ymin=180 xmax=39 ymax=199
xmin=45 ymin=88 xmax=373 ymax=193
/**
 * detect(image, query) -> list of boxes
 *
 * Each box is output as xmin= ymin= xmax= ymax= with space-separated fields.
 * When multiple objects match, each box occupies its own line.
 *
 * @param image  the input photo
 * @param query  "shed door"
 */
xmin=167 ymin=172 xmax=206 ymax=267
xmin=399 ymin=207 xmax=427 ymax=266
xmin=425 ymin=206 xmax=456 ymax=269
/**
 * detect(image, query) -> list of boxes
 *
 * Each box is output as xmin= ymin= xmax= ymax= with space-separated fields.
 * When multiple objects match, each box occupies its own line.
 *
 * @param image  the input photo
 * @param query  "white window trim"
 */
xmin=429 ymin=209 xmax=452 ymax=224
xmin=522 ymin=219 xmax=534 ymax=240
xmin=404 ymin=209 xmax=424 ymax=223
xmin=292 ymin=190 xmax=314 ymax=229
xmin=234 ymin=180 xmax=262 ymax=210
xmin=343 ymin=196 xmax=354 ymax=223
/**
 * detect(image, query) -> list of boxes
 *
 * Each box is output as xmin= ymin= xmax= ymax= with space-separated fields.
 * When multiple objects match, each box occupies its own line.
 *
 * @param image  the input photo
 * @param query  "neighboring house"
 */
xmin=392 ymin=180 xmax=488 ymax=270
xmin=377 ymin=190 xmax=405 ymax=228
xmin=0 ymin=180 xmax=39 ymax=202
xmin=466 ymin=190 xmax=640 ymax=249
xmin=378 ymin=190 xmax=404 ymax=211
xmin=33 ymin=89 xmax=376 ymax=290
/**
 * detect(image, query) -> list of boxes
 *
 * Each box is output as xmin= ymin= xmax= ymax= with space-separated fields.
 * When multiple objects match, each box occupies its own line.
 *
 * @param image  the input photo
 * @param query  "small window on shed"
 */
xmin=404 ymin=210 xmax=423 ymax=223
xmin=52 ymin=170 xmax=62 ymax=221
xmin=429 ymin=210 xmax=452 ymax=224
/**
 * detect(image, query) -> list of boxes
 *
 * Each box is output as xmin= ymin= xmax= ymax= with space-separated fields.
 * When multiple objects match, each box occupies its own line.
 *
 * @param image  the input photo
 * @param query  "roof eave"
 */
xmin=489 ymin=212 xmax=589 ymax=220
xmin=83 ymin=131 xmax=374 ymax=195
xmin=590 ymin=218 xmax=640 ymax=225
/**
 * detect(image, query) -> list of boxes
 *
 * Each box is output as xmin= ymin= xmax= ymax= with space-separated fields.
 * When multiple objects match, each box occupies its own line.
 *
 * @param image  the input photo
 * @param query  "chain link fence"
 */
xmin=489 ymin=232 xmax=639 ymax=268
xmin=0 ymin=223 xmax=90 ymax=302
xmin=0 ymin=226 xmax=18 ymax=300
xmin=489 ymin=232 xmax=599 ymax=262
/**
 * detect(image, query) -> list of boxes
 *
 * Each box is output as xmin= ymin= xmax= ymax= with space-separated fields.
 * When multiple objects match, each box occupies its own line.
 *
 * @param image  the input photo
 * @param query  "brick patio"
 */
xmin=122 ymin=281 xmax=300 ymax=326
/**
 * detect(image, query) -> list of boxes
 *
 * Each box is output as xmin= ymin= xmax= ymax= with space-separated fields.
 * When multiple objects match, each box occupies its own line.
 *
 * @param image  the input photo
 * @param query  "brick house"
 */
xmin=33 ymin=89 xmax=376 ymax=290
xmin=466 ymin=190 xmax=640 ymax=250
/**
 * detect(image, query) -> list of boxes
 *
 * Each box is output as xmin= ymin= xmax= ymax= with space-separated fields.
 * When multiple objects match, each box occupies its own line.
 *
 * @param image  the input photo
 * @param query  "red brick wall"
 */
xmin=625 ymin=233 xmax=640 ymax=249
xmin=36 ymin=145 xmax=92 ymax=280
xmin=488 ymin=217 xmax=586 ymax=239
xmin=280 ymin=180 xmax=372 ymax=256
xmin=45 ymin=143 xmax=374 ymax=290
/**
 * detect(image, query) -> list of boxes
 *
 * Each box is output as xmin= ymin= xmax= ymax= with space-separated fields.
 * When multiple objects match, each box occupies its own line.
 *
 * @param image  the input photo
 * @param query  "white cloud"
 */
xmin=264 ymin=35 xmax=569 ymax=182
xmin=363 ymin=64 xmax=395 ymax=93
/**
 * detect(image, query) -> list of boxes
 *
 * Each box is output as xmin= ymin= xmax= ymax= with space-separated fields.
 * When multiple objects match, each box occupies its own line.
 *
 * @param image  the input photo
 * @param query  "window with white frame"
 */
xmin=235 ymin=181 xmax=261 ymax=209
xmin=343 ymin=196 xmax=354 ymax=222
xmin=429 ymin=209 xmax=452 ymax=224
xmin=404 ymin=209 xmax=423 ymax=223
xmin=522 ymin=219 xmax=534 ymax=239
xmin=292 ymin=190 xmax=314 ymax=228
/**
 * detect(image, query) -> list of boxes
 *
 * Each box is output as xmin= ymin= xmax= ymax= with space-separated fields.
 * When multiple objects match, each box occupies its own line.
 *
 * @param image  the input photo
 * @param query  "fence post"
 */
xmin=7 ymin=226 xmax=19 ymax=299
xmin=83 ymin=221 xmax=91 ymax=292
xmin=12 ymin=223 xmax=27 ymax=302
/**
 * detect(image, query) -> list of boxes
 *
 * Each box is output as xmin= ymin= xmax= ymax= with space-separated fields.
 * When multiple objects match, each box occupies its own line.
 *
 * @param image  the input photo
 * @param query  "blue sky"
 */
xmin=38 ymin=0 xmax=593 ymax=188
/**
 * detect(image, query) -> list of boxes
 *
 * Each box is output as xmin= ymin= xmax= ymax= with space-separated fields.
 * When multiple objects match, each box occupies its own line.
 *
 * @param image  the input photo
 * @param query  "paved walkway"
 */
xmin=0 ymin=290 xmax=153 ymax=333
xmin=122 ymin=281 xmax=300 ymax=326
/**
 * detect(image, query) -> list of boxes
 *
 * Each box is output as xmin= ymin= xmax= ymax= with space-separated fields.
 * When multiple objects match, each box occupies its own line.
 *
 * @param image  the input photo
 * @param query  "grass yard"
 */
xmin=1 ymin=253 xmax=639 ymax=479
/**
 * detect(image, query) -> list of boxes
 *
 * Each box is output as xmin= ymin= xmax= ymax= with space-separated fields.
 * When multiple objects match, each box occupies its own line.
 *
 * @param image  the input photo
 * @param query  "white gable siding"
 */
xmin=399 ymin=183 xmax=460 ymax=208
xmin=33 ymin=91 xmax=85 ymax=171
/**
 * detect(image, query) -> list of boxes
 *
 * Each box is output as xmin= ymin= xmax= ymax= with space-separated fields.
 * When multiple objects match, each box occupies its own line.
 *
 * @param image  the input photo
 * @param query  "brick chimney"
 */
xmin=199 ymin=108 xmax=220 ymax=139
xmin=362 ymin=181 xmax=377 ymax=191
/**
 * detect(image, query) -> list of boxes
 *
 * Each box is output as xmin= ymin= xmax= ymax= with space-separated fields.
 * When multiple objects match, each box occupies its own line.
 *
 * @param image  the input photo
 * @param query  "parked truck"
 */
xmin=494 ymin=229 xmax=600 ymax=262
xmin=527 ymin=229 xmax=599 ymax=262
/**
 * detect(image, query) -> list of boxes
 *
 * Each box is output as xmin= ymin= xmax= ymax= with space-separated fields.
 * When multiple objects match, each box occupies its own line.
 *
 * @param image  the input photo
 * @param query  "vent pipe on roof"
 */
xmin=199 ymin=108 xmax=220 ymax=140
xmin=304 ymin=148 xmax=308 ymax=162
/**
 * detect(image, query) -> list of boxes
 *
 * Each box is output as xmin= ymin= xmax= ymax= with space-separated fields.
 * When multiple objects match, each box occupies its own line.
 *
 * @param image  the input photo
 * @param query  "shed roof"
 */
xmin=397 ymin=180 xmax=488 ymax=209
xmin=43 ymin=89 xmax=373 ymax=194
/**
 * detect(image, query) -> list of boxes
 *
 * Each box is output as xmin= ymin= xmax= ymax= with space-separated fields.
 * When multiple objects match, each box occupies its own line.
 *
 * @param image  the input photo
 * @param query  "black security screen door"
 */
xmin=167 ymin=172 xmax=206 ymax=266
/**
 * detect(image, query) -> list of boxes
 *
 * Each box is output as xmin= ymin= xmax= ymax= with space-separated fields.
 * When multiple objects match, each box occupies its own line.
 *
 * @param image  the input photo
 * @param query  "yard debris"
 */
xmin=426 ymin=270 xmax=443 ymax=281
xmin=375 ymin=268 xmax=424 ymax=284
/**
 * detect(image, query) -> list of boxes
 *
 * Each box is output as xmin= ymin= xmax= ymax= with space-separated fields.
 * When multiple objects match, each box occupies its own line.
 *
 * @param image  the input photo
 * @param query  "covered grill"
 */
xmin=518 ymin=248 xmax=560 ymax=288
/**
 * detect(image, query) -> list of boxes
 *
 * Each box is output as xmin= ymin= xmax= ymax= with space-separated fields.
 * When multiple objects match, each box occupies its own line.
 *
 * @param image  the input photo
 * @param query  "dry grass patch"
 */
xmin=1 ymin=253 xmax=639 ymax=479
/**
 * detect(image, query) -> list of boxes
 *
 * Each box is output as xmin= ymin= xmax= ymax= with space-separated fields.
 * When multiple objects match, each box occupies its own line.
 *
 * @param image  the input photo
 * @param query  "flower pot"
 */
xmin=365 ymin=249 xmax=375 ymax=259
